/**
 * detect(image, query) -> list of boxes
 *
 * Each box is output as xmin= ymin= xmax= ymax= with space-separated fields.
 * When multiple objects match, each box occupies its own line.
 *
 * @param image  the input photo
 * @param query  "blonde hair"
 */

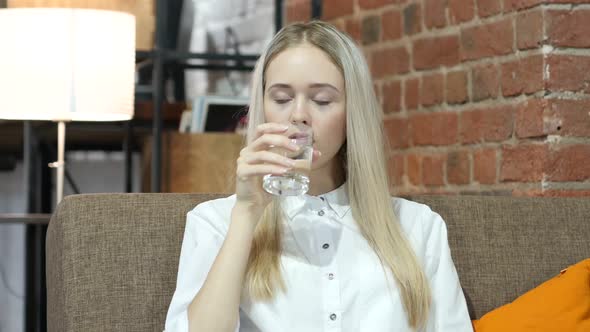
xmin=244 ymin=21 xmax=431 ymax=329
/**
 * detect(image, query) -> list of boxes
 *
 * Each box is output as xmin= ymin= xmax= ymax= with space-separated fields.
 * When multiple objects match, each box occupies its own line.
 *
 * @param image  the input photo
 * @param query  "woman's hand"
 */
xmin=234 ymin=123 xmax=297 ymax=217
xmin=234 ymin=123 xmax=319 ymax=222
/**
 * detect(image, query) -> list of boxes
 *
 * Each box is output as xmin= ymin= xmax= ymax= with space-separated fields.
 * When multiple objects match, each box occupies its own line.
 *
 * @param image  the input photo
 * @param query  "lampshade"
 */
xmin=0 ymin=8 xmax=135 ymax=121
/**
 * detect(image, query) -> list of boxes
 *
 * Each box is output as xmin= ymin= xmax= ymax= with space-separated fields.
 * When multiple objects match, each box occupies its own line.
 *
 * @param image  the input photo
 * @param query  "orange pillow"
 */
xmin=473 ymin=258 xmax=590 ymax=332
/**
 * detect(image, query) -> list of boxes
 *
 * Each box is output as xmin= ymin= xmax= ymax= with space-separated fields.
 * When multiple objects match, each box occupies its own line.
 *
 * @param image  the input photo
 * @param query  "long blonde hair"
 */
xmin=244 ymin=21 xmax=431 ymax=329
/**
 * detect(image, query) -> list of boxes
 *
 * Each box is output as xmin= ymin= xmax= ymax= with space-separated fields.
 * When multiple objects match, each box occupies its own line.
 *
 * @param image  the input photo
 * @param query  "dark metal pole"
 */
xmin=275 ymin=0 xmax=283 ymax=33
xmin=23 ymin=122 xmax=37 ymax=212
xmin=24 ymin=122 xmax=48 ymax=332
xmin=311 ymin=0 xmax=322 ymax=19
xmin=123 ymin=121 xmax=133 ymax=193
xmin=25 ymin=223 xmax=47 ymax=332
xmin=37 ymin=143 xmax=51 ymax=332
xmin=23 ymin=121 xmax=36 ymax=332
xmin=152 ymin=0 xmax=167 ymax=192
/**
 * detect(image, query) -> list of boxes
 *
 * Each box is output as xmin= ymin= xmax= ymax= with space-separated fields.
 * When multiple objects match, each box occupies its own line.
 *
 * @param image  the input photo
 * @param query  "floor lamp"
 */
xmin=0 ymin=8 xmax=136 ymax=206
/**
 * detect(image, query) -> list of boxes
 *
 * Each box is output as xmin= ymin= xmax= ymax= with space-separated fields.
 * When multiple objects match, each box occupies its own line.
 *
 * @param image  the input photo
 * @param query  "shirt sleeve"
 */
xmin=422 ymin=209 xmax=473 ymax=332
xmin=164 ymin=204 xmax=240 ymax=332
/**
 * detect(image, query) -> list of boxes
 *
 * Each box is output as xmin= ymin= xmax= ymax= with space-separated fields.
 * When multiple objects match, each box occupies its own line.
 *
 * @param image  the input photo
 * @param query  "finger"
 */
xmin=237 ymin=164 xmax=290 ymax=180
xmin=240 ymin=151 xmax=296 ymax=168
xmin=250 ymin=134 xmax=299 ymax=152
xmin=255 ymin=123 xmax=289 ymax=138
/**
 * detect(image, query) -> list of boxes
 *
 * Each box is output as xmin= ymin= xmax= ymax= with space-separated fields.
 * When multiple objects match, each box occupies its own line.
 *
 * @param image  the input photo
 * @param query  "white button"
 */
xmin=318 ymin=210 xmax=325 ymax=216
xmin=330 ymin=313 xmax=337 ymax=321
xmin=328 ymin=273 xmax=334 ymax=280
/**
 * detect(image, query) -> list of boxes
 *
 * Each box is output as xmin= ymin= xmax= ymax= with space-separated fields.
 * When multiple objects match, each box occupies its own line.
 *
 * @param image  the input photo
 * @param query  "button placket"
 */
xmin=316 ymin=213 xmax=341 ymax=331
xmin=321 ymin=268 xmax=343 ymax=331
xmin=317 ymin=223 xmax=333 ymax=264
xmin=325 ymin=309 xmax=343 ymax=331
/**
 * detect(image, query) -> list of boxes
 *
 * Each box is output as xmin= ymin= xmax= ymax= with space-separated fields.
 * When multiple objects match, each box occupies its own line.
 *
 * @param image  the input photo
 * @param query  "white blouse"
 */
xmin=165 ymin=184 xmax=473 ymax=332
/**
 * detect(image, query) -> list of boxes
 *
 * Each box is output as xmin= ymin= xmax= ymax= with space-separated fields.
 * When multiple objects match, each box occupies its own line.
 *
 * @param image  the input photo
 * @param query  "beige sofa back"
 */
xmin=46 ymin=194 xmax=590 ymax=331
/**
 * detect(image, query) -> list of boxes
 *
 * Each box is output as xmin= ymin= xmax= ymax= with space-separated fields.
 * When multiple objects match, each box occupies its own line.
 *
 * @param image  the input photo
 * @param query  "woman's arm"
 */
xmin=166 ymin=122 xmax=302 ymax=332
xmin=186 ymin=203 xmax=260 ymax=332
xmin=164 ymin=201 xmax=262 ymax=332
xmin=423 ymin=210 xmax=473 ymax=332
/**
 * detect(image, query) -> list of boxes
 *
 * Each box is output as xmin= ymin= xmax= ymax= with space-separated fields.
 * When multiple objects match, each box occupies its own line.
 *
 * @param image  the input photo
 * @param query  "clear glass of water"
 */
xmin=263 ymin=123 xmax=313 ymax=196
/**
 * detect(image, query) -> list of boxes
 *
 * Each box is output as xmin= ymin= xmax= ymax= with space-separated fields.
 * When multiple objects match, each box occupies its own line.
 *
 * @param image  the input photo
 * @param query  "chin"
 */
xmin=310 ymin=157 xmax=323 ymax=170
xmin=311 ymin=154 xmax=336 ymax=171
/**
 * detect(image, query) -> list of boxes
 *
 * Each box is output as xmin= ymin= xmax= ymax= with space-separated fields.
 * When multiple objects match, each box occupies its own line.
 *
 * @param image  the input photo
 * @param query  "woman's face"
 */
xmin=263 ymin=43 xmax=347 ymax=170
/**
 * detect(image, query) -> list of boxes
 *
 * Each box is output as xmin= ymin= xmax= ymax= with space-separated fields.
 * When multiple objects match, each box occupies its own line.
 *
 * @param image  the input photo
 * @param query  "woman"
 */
xmin=165 ymin=21 xmax=472 ymax=332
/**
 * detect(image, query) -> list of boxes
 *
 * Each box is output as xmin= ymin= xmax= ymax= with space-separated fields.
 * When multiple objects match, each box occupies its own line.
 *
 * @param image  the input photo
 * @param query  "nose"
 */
xmin=289 ymin=95 xmax=311 ymax=126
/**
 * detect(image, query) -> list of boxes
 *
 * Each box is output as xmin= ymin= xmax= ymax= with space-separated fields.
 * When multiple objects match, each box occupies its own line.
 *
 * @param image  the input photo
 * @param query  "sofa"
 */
xmin=46 ymin=193 xmax=590 ymax=331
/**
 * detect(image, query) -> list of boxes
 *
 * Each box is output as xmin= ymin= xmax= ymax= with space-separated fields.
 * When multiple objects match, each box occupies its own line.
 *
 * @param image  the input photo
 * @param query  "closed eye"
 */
xmin=314 ymin=100 xmax=332 ymax=106
xmin=274 ymin=99 xmax=291 ymax=104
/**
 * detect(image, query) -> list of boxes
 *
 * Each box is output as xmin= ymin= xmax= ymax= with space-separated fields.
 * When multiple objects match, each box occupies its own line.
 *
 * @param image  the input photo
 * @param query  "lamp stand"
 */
xmin=48 ymin=121 xmax=66 ymax=206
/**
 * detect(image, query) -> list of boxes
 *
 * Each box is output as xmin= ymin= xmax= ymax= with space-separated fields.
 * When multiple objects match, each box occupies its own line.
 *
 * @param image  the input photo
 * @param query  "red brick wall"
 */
xmin=285 ymin=0 xmax=590 ymax=197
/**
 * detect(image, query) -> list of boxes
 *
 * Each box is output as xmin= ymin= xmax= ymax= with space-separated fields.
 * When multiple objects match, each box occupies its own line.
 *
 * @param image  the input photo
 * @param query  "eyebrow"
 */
xmin=267 ymin=83 xmax=341 ymax=93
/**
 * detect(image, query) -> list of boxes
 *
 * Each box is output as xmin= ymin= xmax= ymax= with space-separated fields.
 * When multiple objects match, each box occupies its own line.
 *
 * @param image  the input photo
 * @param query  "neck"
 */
xmin=307 ymin=157 xmax=345 ymax=196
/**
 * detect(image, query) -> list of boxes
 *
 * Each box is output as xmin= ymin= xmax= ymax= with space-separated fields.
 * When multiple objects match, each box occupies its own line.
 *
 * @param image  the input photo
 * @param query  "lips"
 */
xmin=288 ymin=132 xmax=309 ymax=139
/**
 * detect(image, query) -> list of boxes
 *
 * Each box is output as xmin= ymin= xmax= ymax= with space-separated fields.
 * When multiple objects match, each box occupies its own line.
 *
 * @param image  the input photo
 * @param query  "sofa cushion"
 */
xmin=409 ymin=195 xmax=590 ymax=319
xmin=473 ymin=258 xmax=590 ymax=331
xmin=46 ymin=193 xmax=224 ymax=332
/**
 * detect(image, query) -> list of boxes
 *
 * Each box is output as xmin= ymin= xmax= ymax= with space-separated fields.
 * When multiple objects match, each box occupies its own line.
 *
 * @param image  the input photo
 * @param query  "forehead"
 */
xmin=265 ymin=44 xmax=343 ymax=88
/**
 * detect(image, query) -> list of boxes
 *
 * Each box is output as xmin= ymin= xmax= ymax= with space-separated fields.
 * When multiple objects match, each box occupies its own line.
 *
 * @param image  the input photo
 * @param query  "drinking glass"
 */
xmin=262 ymin=123 xmax=313 ymax=196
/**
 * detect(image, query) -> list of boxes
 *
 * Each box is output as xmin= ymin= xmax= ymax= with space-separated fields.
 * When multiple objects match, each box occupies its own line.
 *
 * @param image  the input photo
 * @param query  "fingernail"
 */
xmin=317 ymin=150 xmax=322 ymax=156
xmin=281 ymin=125 xmax=289 ymax=131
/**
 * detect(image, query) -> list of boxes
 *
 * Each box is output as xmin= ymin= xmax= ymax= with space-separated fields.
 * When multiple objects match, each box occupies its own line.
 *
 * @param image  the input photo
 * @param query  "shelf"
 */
xmin=164 ymin=50 xmax=259 ymax=62
xmin=135 ymin=50 xmax=260 ymax=63
xmin=134 ymin=101 xmax=186 ymax=122
xmin=0 ymin=101 xmax=187 ymax=155
xmin=0 ymin=213 xmax=51 ymax=225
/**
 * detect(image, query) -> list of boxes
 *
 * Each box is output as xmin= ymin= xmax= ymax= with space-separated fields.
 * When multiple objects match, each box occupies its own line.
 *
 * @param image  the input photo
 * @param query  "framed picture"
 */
xmin=190 ymin=95 xmax=249 ymax=133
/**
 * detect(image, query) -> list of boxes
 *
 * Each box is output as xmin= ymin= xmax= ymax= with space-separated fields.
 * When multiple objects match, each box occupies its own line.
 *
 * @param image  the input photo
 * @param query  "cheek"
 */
xmin=263 ymin=99 xmax=273 ymax=121
xmin=263 ymin=99 xmax=287 ymax=123
xmin=331 ymin=114 xmax=347 ymax=141
xmin=316 ymin=111 xmax=346 ymax=150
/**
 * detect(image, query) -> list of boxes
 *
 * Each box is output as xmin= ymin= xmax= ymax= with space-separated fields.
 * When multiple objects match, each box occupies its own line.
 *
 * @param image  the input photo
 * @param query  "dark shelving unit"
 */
xmin=144 ymin=0 xmax=286 ymax=192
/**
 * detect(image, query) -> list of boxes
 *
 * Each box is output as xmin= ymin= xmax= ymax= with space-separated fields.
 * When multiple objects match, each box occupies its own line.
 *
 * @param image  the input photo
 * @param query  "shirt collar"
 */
xmin=281 ymin=182 xmax=351 ymax=220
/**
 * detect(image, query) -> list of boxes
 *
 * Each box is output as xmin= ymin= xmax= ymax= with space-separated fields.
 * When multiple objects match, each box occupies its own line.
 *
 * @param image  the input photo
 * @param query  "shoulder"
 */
xmin=390 ymin=197 xmax=448 ymax=257
xmin=391 ymin=196 xmax=444 ymax=231
xmin=391 ymin=197 xmax=432 ymax=223
xmin=186 ymin=194 xmax=237 ymax=237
